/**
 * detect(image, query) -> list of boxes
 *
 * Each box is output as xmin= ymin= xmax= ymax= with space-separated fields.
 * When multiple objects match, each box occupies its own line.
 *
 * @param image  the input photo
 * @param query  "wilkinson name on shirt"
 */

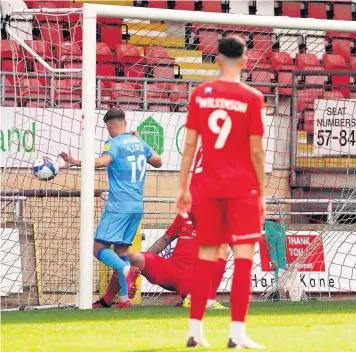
xmin=196 ymin=97 xmax=248 ymax=113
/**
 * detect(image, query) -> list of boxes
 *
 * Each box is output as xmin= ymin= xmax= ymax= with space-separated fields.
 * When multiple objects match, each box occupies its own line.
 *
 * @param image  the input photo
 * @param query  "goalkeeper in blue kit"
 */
xmin=60 ymin=108 xmax=162 ymax=308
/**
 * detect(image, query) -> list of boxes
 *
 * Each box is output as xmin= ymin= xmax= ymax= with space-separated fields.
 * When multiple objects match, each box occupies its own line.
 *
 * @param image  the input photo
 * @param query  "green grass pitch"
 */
xmin=2 ymin=301 xmax=356 ymax=351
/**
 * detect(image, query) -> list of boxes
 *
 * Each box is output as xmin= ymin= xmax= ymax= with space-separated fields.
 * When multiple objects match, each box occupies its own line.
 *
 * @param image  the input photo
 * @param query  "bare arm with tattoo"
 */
xmin=147 ymin=234 xmax=177 ymax=254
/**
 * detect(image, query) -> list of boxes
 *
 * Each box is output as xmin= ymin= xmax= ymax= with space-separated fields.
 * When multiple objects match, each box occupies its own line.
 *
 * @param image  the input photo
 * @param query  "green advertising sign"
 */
xmin=137 ymin=117 xmax=164 ymax=155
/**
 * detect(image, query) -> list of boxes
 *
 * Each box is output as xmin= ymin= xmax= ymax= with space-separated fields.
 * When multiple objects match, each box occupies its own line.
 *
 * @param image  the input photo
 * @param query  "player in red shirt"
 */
xmin=92 ymin=213 xmax=198 ymax=308
xmin=176 ymin=36 xmax=266 ymax=349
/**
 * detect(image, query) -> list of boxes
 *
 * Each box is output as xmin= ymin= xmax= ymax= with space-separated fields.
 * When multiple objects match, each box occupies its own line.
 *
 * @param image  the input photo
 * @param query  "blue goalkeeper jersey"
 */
xmin=102 ymin=132 xmax=153 ymax=213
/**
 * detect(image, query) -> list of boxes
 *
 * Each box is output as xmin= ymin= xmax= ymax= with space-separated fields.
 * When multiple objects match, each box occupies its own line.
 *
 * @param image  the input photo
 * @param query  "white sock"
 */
xmin=207 ymin=299 xmax=215 ymax=306
xmin=230 ymin=321 xmax=246 ymax=340
xmin=122 ymin=265 xmax=130 ymax=277
xmin=188 ymin=319 xmax=203 ymax=338
xmin=186 ymin=294 xmax=192 ymax=300
xmin=119 ymin=295 xmax=129 ymax=302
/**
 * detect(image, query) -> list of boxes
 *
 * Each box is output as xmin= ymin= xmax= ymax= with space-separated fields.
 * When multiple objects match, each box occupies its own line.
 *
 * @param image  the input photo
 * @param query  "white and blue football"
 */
xmin=33 ymin=156 xmax=59 ymax=181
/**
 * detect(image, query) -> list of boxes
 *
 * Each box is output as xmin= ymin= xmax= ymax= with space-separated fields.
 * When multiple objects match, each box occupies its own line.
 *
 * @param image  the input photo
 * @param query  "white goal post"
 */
xmin=7 ymin=4 xmax=356 ymax=310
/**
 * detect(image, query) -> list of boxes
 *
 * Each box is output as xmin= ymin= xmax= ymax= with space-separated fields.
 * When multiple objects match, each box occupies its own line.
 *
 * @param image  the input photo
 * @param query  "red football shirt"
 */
xmin=165 ymin=214 xmax=198 ymax=275
xmin=190 ymin=146 xmax=203 ymax=206
xmin=185 ymin=80 xmax=265 ymax=198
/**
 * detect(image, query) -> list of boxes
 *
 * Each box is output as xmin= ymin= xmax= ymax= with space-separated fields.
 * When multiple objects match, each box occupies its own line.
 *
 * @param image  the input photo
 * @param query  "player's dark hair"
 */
xmin=103 ymin=107 xmax=125 ymax=123
xmin=218 ymin=36 xmax=246 ymax=59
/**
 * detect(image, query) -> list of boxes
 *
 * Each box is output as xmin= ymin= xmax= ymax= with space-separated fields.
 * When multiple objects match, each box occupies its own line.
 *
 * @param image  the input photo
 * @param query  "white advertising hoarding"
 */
xmin=313 ymin=99 xmax=356 ymax=156
xmin=141 ymin=230 xmax=356 ymax=293
xmin=1 ymin=107 xmax=274 ymax=172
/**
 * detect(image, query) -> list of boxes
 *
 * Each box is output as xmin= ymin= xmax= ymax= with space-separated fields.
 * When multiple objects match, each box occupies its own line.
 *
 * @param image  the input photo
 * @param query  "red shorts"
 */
xmin=142 ymin=253 xmax=191 ymax=296
xmin=192 ymin=195 xmax=262 ymax=246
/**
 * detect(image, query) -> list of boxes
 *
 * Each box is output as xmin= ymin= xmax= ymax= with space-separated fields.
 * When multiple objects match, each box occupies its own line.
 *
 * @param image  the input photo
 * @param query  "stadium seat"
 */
xmin=96 ymin=42 xmax=116 ymax=63
xmin=170 ymin=83 xmax=188 ymax=106
xmin=326 ymin=31 xmax=352 ymax=39
xmin=296 ymin=53 xmax=321 ymax=70
xmin=39 ymin=22 xmax=65 ymax=45
xmin=97 ymin=17 xmax=123 ymax=25
xmin=3 ymin=77 xmax=16 ymax=106
xmin=55 ymin=42 xmax=82 ymax=61
xmin=25 ymin=101 xmax=50 ymax=108
xmin=331 ymin=39 xmax=352 ymax=62
xmin=25 ymin=40 xmax=53 ymax=61
xmin=323 ymin=54 xmax=347 ymax=70
xmin=277 ymin=71 xmax=294 ymax=95
xmin=124 ymin=64 xmax=146 ymax=89
xmin=18 ymin=78 xmax=48 ymax=101
xmin=116 ymin=44 xmax=145 ymax=65
xmin=67 ymin=2 xmax=83 ymax=23
xmin=151 ymin=66 xmax=174 ymax=80
xmin=270 ymin=52 xmax=295 ymax=71
xmin=111 ymin=82 xmax=141 ymax=107
xmin=147 ymin=83 xmax=170 ymax=106
xmin=251 ymin=70 xmax=273 ymax=93
xmin=1 ymin=40 xmax=26 ymax=81
xmin=97 ymin=63 xmax=116 ymax=79
xmin=174 ymin=0 xmax=195 ymax=10
xmin=281 ymin=1 xmax=301 ymax=17
xmin=350 ymin=57 xmax=356 ymax=69
xmin=147 ymin=1 xmax=168 ymax=9
xmin=54 ymin=79 xmax=81 ymax=108
xmin=32 ymin=1 xmax=56 ymax=22
xmin=322 ymin=90 xmax=345 ymax=100
xmin=201 ymin=0 xmax=222 ymax=12
xmin=251 ymin=32 xmax=274 ymax=57
xmin=69 ymin=23 xmax=83 ymax=45
xmin=333 ymin=2 xmax=352 ymax=20
xmin=307 ymin=1 xmax=328 ymax=19
xmin=297 ymin=89 xmax=321 ymax=112
xmin=197 ymin=29 xmax=220 ymax=56
xmin=144 ymin=46 xmax=175 ymax=66
xmin=100 ymin=24 xmax=123 ymax=49
xmin=245 ymin=50 xmax=272 ymax=71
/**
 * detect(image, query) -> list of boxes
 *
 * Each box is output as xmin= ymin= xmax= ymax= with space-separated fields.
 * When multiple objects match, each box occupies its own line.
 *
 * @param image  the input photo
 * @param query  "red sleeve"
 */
xmin=185 ymin=87 xmax=200 ymax=132
xmin=165 ymin=215 xmax=182 ymax=237
xmin=249 ymin=92 xmax=265 ymax=136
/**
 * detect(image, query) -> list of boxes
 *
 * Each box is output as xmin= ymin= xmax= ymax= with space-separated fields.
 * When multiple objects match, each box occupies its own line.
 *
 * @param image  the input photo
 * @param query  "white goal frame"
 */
xmin=11 ymin=3 xmax=356 ymax=309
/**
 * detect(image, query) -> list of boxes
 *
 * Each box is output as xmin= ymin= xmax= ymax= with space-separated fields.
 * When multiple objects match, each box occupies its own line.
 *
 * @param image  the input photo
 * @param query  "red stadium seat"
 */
xmin=198 ymin=30 xmax=220 ymax=55
xmin=55 ymin=42 xmax=82 ymax=62
xmin=18 ymin=78 xmax=48 ymax=100
xmin=97 ymin=17 xmax=123 ymax=25
xmin=148 ymin=1 xmax=168 ymax=8
xmin=251 ymin=70 xmax=273 ymax=94
xmin=323 ymin=54 xmax=347 ymax=70
xmin=144 ymin=46 xmax=175 ymax=66
xmin=101 ymin=25 xmax=123 ymax=49
xmin=297 ymin=89 xmax=321 ymax=112
xmin=322 ymin=90 xmax=345 ymax=100
xmin=147 ymin=83 xmax=170 ymax=103
xmin=111 ymin=82 xmax=141 ymax=104
xmin=33 ymin=2 xmax=57 ymax=22
xmin=175 ymin=0 xmax=195 ymax=10
xmin=270 ymin=52 xmax=295 ymax=71
xmin=307 ymin=2 xmax=328 ymax=19
xmin=152 ymin=66 xmax=174 ymax=80
xmin=201 ymin=0 xmax=221 ymax=12
xmin=296 ymin=53 xmax=321 ymax=70
xmin=124 ymin=65 xmax=146 ymax=89
xmin=333 ymin=3 xmax=352 ymax=20
xmin=25 ymin=40 xmax=52 ymax=61
xmin=331 ymin=39 xmax=352 ymax=62
xmin=69 ymin=23 xmax=83 ymax=45
xmin=326 ymin=31 xmax=352 ymax=39
xmin=116 ymin=44 xmax=145 ymax=65
xmin=350 ymin=57 xmax=356 ymax=70
xmin=245 ymin=50 xmax=272 ymax=71
xmin=171 ymin=83 xmax=188 ymax=104
xmin=1 ymin=40 xmax=21 ymax=57
xmin=54 ymin=79 xmax=81 ymax=107
xmin=26 ymin=101 xmax=50 ymax=108
xmin=281 ymin=1 xmax=301 ymax=17
xmin=3 ymin=77 xmax=16 ymax=105
xmin=97 ymin=42 xmax=116 ymax=63
xmin=1 ymin=40 xmax=26 ymax=82
xmin=97 ymin=63 xmax=116 ymax=78
xmin=39 ymin=22 xmax=65 ymax=45
xmin=277 ymin=71 xmax=294 ymax=95
xmin=251 ymin=33 xmax=274 ymax=56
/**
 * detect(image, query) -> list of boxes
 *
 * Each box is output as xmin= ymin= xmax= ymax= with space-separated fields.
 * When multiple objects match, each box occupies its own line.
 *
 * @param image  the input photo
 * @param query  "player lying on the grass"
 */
xmin=93 ymin=212 xmax=228 ymax=309
xmin=176 ymin=36 xmax=266 ymax=349
xmin=60 ymin=108 xmax=162 ymax=308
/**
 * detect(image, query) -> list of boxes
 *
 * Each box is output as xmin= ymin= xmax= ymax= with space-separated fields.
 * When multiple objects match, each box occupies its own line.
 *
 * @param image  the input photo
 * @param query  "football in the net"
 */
xmin=33 ymin=156 xmax=59 ymax=181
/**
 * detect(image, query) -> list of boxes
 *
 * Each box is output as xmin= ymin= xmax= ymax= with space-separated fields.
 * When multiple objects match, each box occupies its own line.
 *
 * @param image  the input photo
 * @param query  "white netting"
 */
xmin=1 ymin=3 xmax=356 ymax=309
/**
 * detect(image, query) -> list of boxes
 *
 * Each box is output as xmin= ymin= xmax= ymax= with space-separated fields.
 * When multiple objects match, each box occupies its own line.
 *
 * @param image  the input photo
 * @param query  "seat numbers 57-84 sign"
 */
xmin=313 ymin=99 xmax=356 ymax=156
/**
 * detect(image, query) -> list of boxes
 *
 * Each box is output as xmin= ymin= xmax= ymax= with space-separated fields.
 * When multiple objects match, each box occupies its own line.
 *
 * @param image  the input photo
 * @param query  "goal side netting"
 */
xmin=1 ymin=4 xmax=356 ymax=310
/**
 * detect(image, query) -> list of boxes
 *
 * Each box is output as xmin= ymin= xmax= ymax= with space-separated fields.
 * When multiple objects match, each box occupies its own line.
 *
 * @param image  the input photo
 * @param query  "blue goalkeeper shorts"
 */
xmin=95 ymin=210 xmax=142 ymax=246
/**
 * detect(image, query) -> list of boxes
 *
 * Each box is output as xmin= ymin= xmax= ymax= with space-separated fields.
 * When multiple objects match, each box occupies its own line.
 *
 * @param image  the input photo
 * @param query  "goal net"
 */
xmin=1 ymin=2 xmax=356 ymax=310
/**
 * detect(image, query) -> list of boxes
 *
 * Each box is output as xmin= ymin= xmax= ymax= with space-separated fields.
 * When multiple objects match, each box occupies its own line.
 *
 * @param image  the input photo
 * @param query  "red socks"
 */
xmin=231 ymin=258 xmax=253 ymax=322
xmin=103 ymin=271 xmax=121 ymax=304
xmin=190 ymin=259 xmax=216 ymax=320
xmin=209 ymin=258 xmax=226 ymax=300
